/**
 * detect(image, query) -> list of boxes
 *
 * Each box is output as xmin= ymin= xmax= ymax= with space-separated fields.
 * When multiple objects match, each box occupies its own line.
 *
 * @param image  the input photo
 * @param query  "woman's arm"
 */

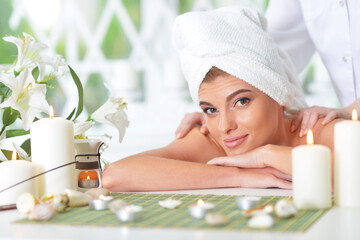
xmin=101 ymin=128 xmax=291 ymax=192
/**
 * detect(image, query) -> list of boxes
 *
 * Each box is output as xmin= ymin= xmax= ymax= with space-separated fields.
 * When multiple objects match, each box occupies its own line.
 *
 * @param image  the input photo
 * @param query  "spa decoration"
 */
xmin=158 ymin=198 xmax=182 ymax=209
xmin=27 ymin=203 xmax=54 ymax=221
xmin=275 ymin=199 xmax=297 ymax=218
xmin=84 ymin=188 xmax=110 ymax=199
xmin=235 ymin=196 xmax=261 ymax=210
xmin=16 ymin=192 xmax=39 ymax=214
xmin=188 ymin=199 xmax=215 ymax=219
xmin=292 ymin=129 xmax=332 ymax=209
xmin=247 ymin=214 xmax=274 ymax=229
xmin=334 ymin=109 xmax=360 ymax=207
xmin=89 ymin=195 xmax=114 ymax=211
xmin=0 ymin=33 xmax=129 ymax=206
xmin=0 ymin=151 xmax=38 ymax=205
xmin=115 ymin=205 xmax=143 ymax=222
xmin=243 ymin=204 xmax=273 ymax=217
xmin=108 ymin=199 xmax=128 ymax=213
xmin=31 ymin=106 xmax=76 ymax=196
xmin=64 ymin=189 xmax=91 ymax=207
xmin=205 ymin=213 xmax=229 ymax=226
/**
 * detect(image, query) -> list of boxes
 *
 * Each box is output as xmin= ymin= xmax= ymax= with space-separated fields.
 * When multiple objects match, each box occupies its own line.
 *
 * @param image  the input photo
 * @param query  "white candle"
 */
xmin=30 ymin=106 xmax=76 ymax=196
xmin=334 ymin=109 xmax=360 ymax=207
xmin=0 ymin=152 xmax=38 ymax=205
xmin=292 ymin=130 xmax=332 ymax=209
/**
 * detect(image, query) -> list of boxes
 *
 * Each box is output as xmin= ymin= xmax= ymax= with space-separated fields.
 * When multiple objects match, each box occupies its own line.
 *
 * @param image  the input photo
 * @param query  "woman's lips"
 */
xmin=223 ymin=135 xmax=249 ymax=148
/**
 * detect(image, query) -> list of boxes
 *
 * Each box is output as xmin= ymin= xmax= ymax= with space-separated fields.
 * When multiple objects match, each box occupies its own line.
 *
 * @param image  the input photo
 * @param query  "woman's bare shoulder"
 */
xmin=313 ymin=118 xmax=344 ymax=150
xmin=136 ymin=127 xmax=226 ymax=163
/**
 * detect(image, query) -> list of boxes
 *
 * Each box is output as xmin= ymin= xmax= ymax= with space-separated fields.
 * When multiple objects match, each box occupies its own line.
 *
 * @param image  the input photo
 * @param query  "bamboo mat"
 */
xmin=14 ymin=193 xmax=329 ymax=232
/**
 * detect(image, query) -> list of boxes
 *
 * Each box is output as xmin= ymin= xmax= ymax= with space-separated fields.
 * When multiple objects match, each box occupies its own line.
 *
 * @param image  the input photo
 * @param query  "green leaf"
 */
xmin=21 ymin=138 xmax=31 ymax=156
xmin=2 ymin=107 xmax=19 ymax=127
xmin=14 ymin=70 xmax=20 ymax=77
xmin=68 ymin=66 xmax=84 ymax=120
xmin=32 ymin=67 xmax=39 ymax=81
xmin=6 ymin=129 xmax=30 ymax=138
xmin=66 ymin=107 xmax=76 ymax=120
xmin=1 ymin=149 xmax=12 ymax=160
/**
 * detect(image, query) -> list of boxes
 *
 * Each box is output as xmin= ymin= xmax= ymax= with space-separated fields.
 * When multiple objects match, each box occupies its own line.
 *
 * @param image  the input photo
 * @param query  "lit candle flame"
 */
xmin=49 ymin=105 xmax=54 ymax=119
xmin=352 ymin=109 xmax=358 ymax=121
xmin=11 ymin=151 xmax=17 ymax=160
xmin=307 ymin=129 xmax=314 ymax=145
xmin=99 ymin=194 xmax=104 ymax=200
xmin=197 ymin=199 xmax=204 ymax=207
xmin=87 ymin=175 xmax=90 ymax=181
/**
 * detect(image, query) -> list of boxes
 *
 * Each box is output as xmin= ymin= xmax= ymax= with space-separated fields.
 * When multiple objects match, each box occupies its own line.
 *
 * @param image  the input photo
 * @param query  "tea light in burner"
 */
xmin=78 ymin=171 xmax=99 ymax=189
xmin=89 ymin=195 xmax=114 ymax=211
xmin=235 ymin=196 xmax=261 ymax=210
xmin=116 ymin=205 xmax=143 ymax=222
xmin=188 ymin=199 xmax=215 ymax=219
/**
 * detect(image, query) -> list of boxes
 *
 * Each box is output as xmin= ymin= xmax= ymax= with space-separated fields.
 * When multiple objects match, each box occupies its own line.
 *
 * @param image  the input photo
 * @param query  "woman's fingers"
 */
xmin=322 ymin=111 xmax=337 ymax=125
xmin=176 ymin=112 xmax=205 ymax=138
xmin=208 ymin=154 xmax=263 ymax=168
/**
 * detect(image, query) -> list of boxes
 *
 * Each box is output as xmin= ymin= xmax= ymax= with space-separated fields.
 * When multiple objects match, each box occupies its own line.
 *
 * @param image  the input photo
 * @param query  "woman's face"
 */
xmin=199 ymin=72 xmax=284 ymax=156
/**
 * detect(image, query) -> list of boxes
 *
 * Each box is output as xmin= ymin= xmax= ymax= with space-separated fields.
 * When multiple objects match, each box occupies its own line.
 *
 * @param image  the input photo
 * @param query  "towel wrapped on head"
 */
xmin=173 ymin=6 xmax=307 ymax=110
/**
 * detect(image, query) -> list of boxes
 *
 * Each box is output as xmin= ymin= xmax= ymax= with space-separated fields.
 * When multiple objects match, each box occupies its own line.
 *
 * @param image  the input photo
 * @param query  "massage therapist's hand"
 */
xmin=291 ymin=106 xmax=351 ymax=137
xmin=207 ymin=144 xmax=293 ymax=176
xmin=176 ymin=112 xmax=208 ymax=138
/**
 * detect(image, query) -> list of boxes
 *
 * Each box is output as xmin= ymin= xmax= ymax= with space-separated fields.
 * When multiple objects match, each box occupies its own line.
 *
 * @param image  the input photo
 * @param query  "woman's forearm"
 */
xmin=101 ymin=156 xmax=240 ymax=192
xmin=262 ymin=145 xmax=292 ymax=175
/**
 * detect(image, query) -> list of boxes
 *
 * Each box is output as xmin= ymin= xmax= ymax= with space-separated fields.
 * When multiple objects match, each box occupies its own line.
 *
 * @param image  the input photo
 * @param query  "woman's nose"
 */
xmin=218 ymin=111 xmax=237 ymax=134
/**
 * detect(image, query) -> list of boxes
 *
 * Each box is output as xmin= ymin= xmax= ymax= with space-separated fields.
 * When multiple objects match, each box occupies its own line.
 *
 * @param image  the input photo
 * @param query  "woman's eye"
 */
xmin=203 ymin=108 xmax=217 ymax=114
xmin=236 ymin=97 xmax=250 ymax=106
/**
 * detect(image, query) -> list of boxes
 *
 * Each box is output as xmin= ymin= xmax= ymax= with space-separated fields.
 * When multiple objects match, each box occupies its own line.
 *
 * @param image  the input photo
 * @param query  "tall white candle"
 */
xmin=0 ymin=152 xmax=38 ymax=205
xmin=292 ymin=130 xmax=332 ymax=209
xmin=334 ymin=110 xmax=360 ymax=207
xmin=30 ymin=107 xmax=76 ymax=196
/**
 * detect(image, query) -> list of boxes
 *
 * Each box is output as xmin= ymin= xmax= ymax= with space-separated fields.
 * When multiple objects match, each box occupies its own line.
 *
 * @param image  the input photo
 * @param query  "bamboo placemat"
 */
xmin=14 ymin=193 xmax=329 ymax=232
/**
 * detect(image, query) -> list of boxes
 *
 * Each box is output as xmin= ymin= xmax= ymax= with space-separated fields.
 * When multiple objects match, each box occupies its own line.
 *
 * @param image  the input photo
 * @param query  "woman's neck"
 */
xmin=275 ymin=114 xmax=303 ymax=147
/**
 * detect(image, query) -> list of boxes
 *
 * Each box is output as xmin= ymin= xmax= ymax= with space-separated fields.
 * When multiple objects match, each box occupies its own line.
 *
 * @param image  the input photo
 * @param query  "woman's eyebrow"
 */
xmin=226 ymin=89 xmax=251 ymax=102
xmin=199 ymin=101 xmax=212 ymax=106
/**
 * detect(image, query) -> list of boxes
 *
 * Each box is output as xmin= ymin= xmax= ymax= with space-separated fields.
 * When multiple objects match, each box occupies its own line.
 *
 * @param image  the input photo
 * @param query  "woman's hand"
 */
xmin=176 ymin=112 xmax=208 ymax=138
xmin=291 ymin=106 xmax=351 ymax=137
xmin=235 ymin=167 xmax=292 ymax=189
xmin=208 ymin=144 xmax=293 ymax=175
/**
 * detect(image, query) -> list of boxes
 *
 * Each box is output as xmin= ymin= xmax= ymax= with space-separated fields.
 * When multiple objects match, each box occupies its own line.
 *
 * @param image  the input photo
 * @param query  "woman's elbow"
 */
xmin=101 ymin=161 xmax=130 ymax=192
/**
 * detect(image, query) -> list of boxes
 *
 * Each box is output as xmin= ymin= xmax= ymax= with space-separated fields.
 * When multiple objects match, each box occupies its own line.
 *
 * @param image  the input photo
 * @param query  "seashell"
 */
xmin=28 ymin=204 xmax=54 ymax=221
xmin=47 ymin=194 xmax=69 ymax=213
xmin=64 ymin=189 xmax=91 ymax=207
xmin=243 ymin=204 xmax=273 ymax=217
xmin=108 ymin=199 xmax=128 ymax=213
xmin=85 ymin=188 xmax=110 ymax=199
xmin=205 ymin=213 xmax=229 ymax=226
xmin=275 ymin=199 xmax=297 ymax=218
xmin=16 ymin=192 xmax=39 ymax=214
xmin=158 ymin=198 xmax=182 ymax=209
xmin=248 ymin=214 xmax=274 ymax=229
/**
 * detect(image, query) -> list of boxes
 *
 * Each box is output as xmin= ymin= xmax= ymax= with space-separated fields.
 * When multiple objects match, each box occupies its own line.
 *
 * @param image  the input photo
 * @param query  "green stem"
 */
xmin=0 ymin=125 xmax=6 ymax=136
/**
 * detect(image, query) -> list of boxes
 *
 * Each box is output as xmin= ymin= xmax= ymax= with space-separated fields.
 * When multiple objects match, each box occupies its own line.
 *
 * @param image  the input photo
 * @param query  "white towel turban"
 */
xmin=173 ymin=7 xmax=307 ymax=110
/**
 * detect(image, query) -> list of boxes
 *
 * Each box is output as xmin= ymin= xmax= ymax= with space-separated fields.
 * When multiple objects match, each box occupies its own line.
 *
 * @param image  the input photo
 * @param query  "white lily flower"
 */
xmin=0 ymin=131 xmax=7 ymax=161
xmin=74 ymin=121 xmax=95 ymax=136
xmin=13 ymin=142 xmax=30 ymax=161
xmin=91 ymin=84 xmax=129 ymax=143
xmin=54 ymin=55 xmax=69 ymax=77
xmin=3 ymin=33 xmax=55 ymax=80
xmin=0 ymin=69 xmax=50 ymax=131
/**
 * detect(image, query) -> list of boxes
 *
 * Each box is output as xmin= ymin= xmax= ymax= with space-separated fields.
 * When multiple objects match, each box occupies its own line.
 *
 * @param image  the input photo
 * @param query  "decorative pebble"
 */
xmin=275 ymin=199 xmax=297 ymax=218
xmin=244 ymin=204 xmax=273 ymax=217
xmin=248 ymin=214 xmax=274 ymax=229
xmin=65 ymin=189 xmax=91 ymax=207
xmin=205 ymin=213 xmax=229 ymax=226
xmin=28 ymin=204 xmax=54 ymax=221
xmin=158 ymin=198 xmax=182 ymax=209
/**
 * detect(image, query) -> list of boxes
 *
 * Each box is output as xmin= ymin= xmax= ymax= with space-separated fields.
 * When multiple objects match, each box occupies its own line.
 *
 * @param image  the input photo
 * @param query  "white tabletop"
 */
xmin=0 ymin=188 xmax=358 ymax=240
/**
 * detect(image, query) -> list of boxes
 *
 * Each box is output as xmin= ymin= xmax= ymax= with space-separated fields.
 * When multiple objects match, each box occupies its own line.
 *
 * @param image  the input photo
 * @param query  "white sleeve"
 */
xmin=265 ymin=0 xmax=315 ymax=73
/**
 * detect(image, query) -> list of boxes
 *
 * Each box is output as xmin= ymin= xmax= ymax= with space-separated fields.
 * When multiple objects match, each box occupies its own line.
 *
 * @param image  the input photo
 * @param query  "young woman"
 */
xmin=101 ymin=7 xmax=340 ymax=192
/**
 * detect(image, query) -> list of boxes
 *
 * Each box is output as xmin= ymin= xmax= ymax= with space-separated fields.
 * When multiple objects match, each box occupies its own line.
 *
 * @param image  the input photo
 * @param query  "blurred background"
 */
xmin=0 ymin=0 xmax=338 ymax=163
